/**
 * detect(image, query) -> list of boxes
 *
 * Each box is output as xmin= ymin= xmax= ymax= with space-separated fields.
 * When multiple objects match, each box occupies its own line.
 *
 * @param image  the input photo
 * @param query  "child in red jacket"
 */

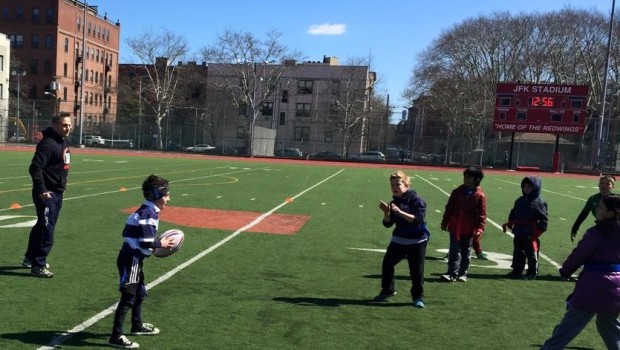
xmin=440 ymin=167 xmax=487 ymax=282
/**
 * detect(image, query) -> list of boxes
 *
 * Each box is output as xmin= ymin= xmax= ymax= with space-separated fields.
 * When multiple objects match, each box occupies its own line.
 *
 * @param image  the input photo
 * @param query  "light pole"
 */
xmin=44 ymin=91 xmax=60 ymax=115
xmin=138 ymin=75 xmax=149 ymax=149
xmin=11 ymin=69 xmax=26 ymax=140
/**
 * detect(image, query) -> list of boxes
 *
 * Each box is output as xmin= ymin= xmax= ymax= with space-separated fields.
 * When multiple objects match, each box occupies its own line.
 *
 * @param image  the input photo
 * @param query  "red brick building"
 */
xmin=0 ymin=0 xmax=119 ymax=138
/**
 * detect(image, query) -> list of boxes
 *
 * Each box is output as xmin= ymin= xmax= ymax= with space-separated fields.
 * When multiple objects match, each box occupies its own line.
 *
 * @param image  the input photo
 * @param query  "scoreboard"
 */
xmin=493 ymin=83 xmax=589 ymax=135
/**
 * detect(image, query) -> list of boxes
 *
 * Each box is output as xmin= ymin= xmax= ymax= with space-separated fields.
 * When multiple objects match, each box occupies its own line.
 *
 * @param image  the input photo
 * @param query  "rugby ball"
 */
xmin=153 ymin=229 xmax=185 ymax=258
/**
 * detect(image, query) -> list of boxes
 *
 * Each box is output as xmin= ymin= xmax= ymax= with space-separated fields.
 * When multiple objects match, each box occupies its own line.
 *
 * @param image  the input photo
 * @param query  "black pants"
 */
xmin=380 ymin=241 xmax=427 ymax=300
xmin=112 ymin=252 xmax=146 ymax=338
xmin=512 ymin=235 xmax=538 ymax=275
xmin=25 ymin=190 xmax=63 ymax=268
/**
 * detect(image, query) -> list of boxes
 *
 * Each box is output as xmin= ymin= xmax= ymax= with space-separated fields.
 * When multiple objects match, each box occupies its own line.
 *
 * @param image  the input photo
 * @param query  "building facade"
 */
xmin=0 ymin=34 xmax=10 ymax=143
xmin=0 ymin=0 xmax=120 ymax=141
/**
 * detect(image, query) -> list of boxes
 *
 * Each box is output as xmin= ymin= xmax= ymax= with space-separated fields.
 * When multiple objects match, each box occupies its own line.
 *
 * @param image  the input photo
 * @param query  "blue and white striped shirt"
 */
xmin=121 ymin=200 xmax=160 ymax=257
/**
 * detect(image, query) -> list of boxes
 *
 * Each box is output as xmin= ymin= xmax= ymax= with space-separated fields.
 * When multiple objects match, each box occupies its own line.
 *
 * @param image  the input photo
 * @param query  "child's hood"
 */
xmin=521 ymin=176 xmax=542 ymax=198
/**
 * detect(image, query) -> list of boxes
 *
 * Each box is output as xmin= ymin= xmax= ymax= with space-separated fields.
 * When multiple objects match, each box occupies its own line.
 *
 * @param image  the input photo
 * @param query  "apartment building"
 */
xmin=0 ymin=0 xmax=120 ymax=139
xmin=0 ymin=34 xmax=10 ymax=142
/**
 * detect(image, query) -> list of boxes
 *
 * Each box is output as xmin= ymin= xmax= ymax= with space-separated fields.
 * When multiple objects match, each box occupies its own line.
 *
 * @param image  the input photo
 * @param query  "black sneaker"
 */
xmin=130 ymin=322 xmax=160 ymax=335
xmin=372 ymin=291 xmax=396 ymax=302
xmin=505 ymin=271 xmax=522 ymax=279
xmin=108 ymin=335 xmax=139 ymax=349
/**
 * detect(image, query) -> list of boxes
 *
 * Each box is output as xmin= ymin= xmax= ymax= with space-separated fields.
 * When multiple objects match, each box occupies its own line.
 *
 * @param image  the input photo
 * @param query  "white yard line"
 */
xmin=415 ymin=174 xmax=562 ymax=270
xmin=0 ymin=167 xmax=256 ymax=213
xmin=36 ymin=168 xmax=345 ymax=350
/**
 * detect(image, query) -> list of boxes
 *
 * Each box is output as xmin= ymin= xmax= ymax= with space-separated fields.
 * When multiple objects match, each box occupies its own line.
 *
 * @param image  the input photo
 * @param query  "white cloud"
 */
xmin=307 ymin=23 xmax=347 ymax=36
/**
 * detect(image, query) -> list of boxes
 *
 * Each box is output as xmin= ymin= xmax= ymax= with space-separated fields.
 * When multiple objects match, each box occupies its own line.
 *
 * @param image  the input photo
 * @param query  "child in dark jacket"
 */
xmin=541 ymin=193 xmax=620 ymax=349
xmin=440 ymin=166 xmax=487 ymax=282
xmin=502 ymin=176 xmax=548 ymax=280
xmin=373 ymin=171 xmax=430 ymax=308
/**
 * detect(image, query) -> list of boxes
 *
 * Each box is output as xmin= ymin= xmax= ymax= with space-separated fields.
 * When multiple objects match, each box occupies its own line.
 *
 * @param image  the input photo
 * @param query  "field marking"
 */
xmin=0 ymin=167 xmax=258 ymax=213
xmin=36 ymin=168 xmax=346 ymax=350
xmin=415 ymin=175 xmax=562 ymax=270
xmin=494 ymin=178 xmax=586 ymax=202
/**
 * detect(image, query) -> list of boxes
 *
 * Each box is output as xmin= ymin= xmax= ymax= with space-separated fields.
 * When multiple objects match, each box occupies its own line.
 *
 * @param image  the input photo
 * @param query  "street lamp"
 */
xmin=44 ymin=91 xmax=61 ymax=115
xmin=11 ymin=69 xmax=26 ymax=140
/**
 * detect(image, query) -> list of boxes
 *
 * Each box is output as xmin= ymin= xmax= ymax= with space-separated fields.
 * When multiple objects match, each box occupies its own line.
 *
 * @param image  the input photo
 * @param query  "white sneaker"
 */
xmin=440 ymin=274 xmax=456 ymax=282
xmin=456 ymin=275 xmax=467 ymax=282
xmin=130 ymin=323 xmax=160 ymax=336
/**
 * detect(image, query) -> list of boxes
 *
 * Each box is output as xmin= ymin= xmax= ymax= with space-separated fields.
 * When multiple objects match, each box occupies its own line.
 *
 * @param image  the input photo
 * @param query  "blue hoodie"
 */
xmin=382 ymin=189 xmax=430 ymax=241
xmin=508 ymin=176 xmax=548 ymax=238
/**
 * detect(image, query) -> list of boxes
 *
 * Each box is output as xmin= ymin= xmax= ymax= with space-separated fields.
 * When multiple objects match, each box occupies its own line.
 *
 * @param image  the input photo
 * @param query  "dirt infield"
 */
xmin=123 ymin=206 xmax=310 ymax=235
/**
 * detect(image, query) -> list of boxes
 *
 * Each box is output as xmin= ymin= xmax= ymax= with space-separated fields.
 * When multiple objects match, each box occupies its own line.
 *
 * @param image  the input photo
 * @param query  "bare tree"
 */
xmin=125 ymin=29 xmax=189 ymax=150
xmin=199 ymin=29 xmax=302 ymax=155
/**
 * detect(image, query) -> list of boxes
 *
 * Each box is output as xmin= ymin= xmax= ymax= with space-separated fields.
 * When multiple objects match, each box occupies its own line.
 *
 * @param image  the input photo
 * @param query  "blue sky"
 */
xmin=99 ymin=0 xmax=612 ymax=116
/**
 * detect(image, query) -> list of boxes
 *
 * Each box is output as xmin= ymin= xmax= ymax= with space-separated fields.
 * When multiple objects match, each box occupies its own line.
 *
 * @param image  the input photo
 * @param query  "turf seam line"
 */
xmin=414 ymin=174 xmax=562 ymax=270
xmin=36 ymin=168 xmax=345 ymax=350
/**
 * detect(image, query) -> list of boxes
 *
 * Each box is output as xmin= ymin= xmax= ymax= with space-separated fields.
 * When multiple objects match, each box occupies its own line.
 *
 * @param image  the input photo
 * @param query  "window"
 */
xmin=45 ymin=7 xmax=53 ymax=23
xmin=43 ymin=59 xmax=51 ymax=74
xmin=2 ymin=8 xmax=8 ymax=19
xmin=296 ymin=103 xmax=311 ymax=117
xmin=9 ymin=34 xmax=24 ymax=48
xmin=16 ymin=6 xmax=23 ymax=19
xmin=63 ymin=87 xmax=67 ymax=101
xmin=297 ymin=80 xmax=313 ymax=94
xmin=236 ymin=126 xmax=246 ymax=139
xmin=77 ymin=17 xmax=81 ymax=30
xmin=30 ymin=59 xmax=38 ymax=74
xmin=63 ymin=63 xmax=68 ymax=77
xmin=30 ymin=85 xmax=37 ymax=99
xmin=95 ymin=72 xmax=98 ymax=84
xmin=96 ymin=49 xmax=99 ymax=62
xmin=88 ymin=21 xmax=91 ymax=35
xmin=45 ymin=34 xmax=52 ymax=49
xmin=90 ymin=69 xmax=94 ymax=83
xmin=261 ymin=102 xmax=273 ymax=116
xmin=281 ymin=90 xmax=288 ymax=103
xmin=32 ymin=8 xmax=40 ymax=22
xmin=64 ymin=38 xmax=69 ymax=52
xmin=279 ymin=112 xmax=286 ymax=125
xmin=294 ymin=126 xmax=310 ymax=142
xmin=324 ymin=131 xmax=333 ymax=143
xmin=0 ymin=84 xmax=3 ymax=99
xmin=31 ymin=34 xmax=39 ymax=48
xmin=0 ymin=55 xmax=3 ymax=71
xmin=551 ymin=114 xmax=562 ymax=122
xmin=331 ymin=80 xmax=340 ymax=95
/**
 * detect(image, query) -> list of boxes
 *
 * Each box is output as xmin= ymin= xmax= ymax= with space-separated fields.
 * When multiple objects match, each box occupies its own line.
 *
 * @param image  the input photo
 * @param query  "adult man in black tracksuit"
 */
xmin=23 ymin=115 xmax=72 ymax=278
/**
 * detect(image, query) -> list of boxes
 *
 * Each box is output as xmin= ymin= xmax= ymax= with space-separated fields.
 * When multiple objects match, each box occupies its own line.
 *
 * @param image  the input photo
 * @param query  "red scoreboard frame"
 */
xmin=493 ymin=83 xmax=589 ymax=135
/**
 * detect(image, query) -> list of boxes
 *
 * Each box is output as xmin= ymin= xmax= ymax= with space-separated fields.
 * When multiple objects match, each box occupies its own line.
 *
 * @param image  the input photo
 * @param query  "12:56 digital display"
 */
xmin=527 ymin=96 xmax=554 ymax=107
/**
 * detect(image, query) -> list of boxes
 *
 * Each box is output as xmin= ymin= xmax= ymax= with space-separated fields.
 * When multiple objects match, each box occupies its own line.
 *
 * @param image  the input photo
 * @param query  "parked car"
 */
xmin=351 ymin=151 xmax=386 ymax=161
xmin=276 ymin=148 xmax=303 ymax=158
xmin=185 ymin=144 xmax=216 ymax=152
xmin=8 ymin=135 xmax=27 ymax=143
xmin=83 ymin=135 xmax=105 ymax=147
xmin=310 ymin=151 xmax=342 ymax=160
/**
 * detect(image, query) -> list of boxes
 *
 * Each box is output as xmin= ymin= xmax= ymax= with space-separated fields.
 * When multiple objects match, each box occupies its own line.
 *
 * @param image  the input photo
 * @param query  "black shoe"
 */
xmin=372 ymin=291 xmax=396 ymax=302
xmin=130 ymin=322 xmax=160 ymax=335
xmin=523 ymin=274 xmax=537 ymax=280
xmin=108 ymin=335 xmax=139 ymax=349
xmin=505 ymin=271 xmax=521 ymax=279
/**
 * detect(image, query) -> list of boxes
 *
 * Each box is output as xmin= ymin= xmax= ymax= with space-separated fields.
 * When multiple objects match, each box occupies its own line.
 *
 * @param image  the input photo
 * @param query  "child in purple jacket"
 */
xmin=541 ymin=193 xmax=620 ymax=349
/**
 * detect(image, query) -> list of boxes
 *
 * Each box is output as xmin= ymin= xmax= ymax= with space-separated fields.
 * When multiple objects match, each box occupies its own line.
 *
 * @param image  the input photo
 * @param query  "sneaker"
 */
xmin=108 ymin=335 xmax=139 ymax=349
xmin=476 ymin=252 xmax=488 ymax=260
xmin=413 ymin=298 xmax=425 ymax=308
xmin=22 ymin=258 xmax=49 ymax=269
xmin=440 ymin=274 xmax=456 ymax=282
xmin=372 ymin=291 xmax=396 ymax=302
xmin=505 ymin=270 xmax=522 ymax=279
xmin=456 ymin=275 xmax=468 ymax=282
xmin=523 ymin=274 xmax=537 ymax=281
xmin=31 ymin=267 xmax=53 ymax=278
xmin=130 ymin=323 xmax=160 ymax=336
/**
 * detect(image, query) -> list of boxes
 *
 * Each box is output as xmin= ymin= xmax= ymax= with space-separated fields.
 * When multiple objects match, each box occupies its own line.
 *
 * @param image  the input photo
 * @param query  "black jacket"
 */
xmin=29 ymin=127 xmax=70 ymax=194
xmin=508 ymin=176 xmax=548 ymax=238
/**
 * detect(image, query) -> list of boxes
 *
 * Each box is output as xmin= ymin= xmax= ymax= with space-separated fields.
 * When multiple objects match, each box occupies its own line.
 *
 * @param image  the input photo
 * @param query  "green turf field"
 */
xmin=0 ymin=149 xmax=607 ymax=349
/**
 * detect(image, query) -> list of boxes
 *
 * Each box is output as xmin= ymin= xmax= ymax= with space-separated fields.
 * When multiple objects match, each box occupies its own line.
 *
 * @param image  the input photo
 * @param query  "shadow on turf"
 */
xmin=362 ymin=273 xmax=574 ymax=283
xmin=273 ymin=297 xmax=412 ymax=307
xmin=530 ymin=345 xmax=595 ymax=350
xmin=0 ymin=266 xmax=32 ymax=277
xmin=1 ymin=330 xmax=108 ymax=348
